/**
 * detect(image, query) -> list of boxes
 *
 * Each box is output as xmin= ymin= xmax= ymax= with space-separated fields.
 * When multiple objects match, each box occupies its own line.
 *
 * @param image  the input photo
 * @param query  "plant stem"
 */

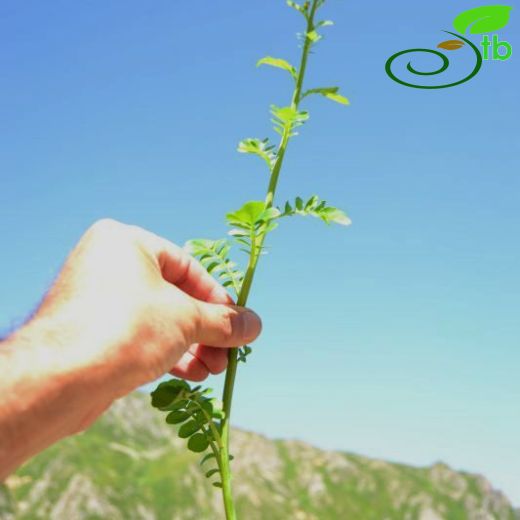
xmin=218 ymin=3 xmax=320 ymax=518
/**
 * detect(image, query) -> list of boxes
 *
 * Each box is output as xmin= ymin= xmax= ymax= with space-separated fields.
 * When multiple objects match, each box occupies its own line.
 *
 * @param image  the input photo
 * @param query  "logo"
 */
xmin=385 ymin=5 xmax=513 ymax=89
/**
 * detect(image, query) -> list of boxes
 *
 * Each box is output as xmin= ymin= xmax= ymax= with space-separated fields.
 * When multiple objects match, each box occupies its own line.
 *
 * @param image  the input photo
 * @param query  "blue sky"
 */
xmin=1 ymin=0 xmax=519 ymax=505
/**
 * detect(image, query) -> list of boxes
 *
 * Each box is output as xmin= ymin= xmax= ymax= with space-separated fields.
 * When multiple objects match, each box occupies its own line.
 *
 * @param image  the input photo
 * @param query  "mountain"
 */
xmin=1 ymin=392 xmax=517 ymax=520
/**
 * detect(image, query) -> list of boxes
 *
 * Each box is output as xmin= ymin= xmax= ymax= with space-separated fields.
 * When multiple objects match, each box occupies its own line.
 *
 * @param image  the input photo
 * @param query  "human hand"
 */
xmin=38 ymin=218 xmax=261 ymax=391
xmin=0 ymin=219 xmax=261 ymax=476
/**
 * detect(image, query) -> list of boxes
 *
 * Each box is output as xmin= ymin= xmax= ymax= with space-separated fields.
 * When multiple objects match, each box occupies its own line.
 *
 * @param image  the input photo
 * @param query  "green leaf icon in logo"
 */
xmin=453 ymin=5 xmax=513 ymax=34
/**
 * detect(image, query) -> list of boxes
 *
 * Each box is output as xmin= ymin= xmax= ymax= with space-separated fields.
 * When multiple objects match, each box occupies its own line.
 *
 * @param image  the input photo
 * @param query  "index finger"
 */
xmin=135 ymin=227 xmax=233 ymax=305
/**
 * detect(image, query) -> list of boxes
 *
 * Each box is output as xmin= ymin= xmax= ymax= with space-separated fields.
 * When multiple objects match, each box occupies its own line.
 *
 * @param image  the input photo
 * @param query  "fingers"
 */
xmin=169 ymin=345 xmax=228 ymax=381
xmin=119 ymin=224 xmax=262 ymax=377
xmin=133 ymin=227 xmax=232 ymax=304
xmin=136 ymin=226 xmax=262 ymax=345
xmin=169 ymin=351 xmax=209 ymax=382
xmin=189 ymin=344 xmax=228 ymax=374
xmin=190 ymin=300 xmax=262 ymax=348
xmin=85 ymin=221 xmax=232 ymax=305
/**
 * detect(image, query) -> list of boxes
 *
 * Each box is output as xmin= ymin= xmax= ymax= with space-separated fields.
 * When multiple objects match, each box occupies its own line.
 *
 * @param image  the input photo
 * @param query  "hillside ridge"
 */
xmin=1 ymin=392 xmax=517 ymax=520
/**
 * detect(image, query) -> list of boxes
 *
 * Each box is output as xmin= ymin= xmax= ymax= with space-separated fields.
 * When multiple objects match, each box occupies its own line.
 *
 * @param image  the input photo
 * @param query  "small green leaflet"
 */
xmin=200 ymin=453 xmax=216 ymax=466
xmin=325 ymin=92 xmax=349 ymax=105
xmin=166 ymin=410 xmax=191 ymax=424
xmin=453 ymin=5 xmax=512 ymax=35
xmin=317 ymin=20 xmax=334 ymax=28
xmin=178 ymin=420 xmax=201 ymax=439
xmin=302 ymin=86 xmax=349 ymax=106
xmin=257 ymin=56 xmax=297 ymax=81
xmin=188 ymin=433 xmax=209 ymax=453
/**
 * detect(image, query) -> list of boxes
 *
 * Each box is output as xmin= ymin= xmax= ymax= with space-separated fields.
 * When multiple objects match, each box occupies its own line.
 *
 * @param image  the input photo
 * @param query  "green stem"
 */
xmin=218 ymin=3 xmax=320 ymax=518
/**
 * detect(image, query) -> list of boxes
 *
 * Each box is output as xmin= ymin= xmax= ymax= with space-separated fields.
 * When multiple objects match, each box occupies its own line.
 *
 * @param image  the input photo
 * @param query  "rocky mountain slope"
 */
xmin=1 ymin=392 xmax=517 ymax=519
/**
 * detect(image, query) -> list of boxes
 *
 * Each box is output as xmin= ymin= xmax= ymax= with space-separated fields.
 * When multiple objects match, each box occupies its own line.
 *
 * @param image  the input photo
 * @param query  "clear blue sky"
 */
xmin=1 ymin=0 xmax=519 ymax=505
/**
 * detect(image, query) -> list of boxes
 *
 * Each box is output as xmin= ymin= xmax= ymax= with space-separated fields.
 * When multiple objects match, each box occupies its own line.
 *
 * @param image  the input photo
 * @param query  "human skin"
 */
xmin=0 ymin=219 xmax=262 ymax=479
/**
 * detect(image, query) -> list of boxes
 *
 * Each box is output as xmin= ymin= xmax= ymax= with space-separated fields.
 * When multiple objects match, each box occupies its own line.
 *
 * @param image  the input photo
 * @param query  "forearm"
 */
xmin=0 ymin=318 xmax=109 ymax=480
xmin=0 ymin=220 xmax=262 ymax=480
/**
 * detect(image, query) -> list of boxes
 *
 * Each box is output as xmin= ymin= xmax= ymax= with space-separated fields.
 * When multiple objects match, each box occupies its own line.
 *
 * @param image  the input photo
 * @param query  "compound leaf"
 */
xmin=186 ymin=238 xmax=244 ymax=296
xmin=271 ymin=105 xmax=309 ymax=135
xmin=226 ymin=201 xmax=281 ymax=257
xmin=238 ymin=137 xmax=277 ymax=170
xmin=281 ymin=195 xmax=351 ymax=226
xmin=151 ymin=379 xmax=225 ymax=486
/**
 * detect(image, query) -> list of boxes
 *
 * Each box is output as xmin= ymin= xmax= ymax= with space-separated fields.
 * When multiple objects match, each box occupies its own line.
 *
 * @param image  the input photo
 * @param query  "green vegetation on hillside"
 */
xmin=1 ymin=393 xmax=517 ymax=520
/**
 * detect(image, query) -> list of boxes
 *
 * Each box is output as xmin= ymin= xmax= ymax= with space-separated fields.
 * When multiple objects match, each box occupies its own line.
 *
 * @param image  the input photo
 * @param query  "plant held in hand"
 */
xmin=151 ymin=1 xmax=350 ymax=517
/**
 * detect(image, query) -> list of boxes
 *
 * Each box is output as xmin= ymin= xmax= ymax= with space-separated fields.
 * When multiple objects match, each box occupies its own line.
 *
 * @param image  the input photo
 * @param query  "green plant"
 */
xmin=151 ymin=1 xmax=349 ymax=518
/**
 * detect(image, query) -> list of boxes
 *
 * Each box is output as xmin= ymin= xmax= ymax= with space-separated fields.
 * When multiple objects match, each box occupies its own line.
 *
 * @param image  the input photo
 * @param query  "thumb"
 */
xmin=191 ymin=299 xmax=262 ymax=348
